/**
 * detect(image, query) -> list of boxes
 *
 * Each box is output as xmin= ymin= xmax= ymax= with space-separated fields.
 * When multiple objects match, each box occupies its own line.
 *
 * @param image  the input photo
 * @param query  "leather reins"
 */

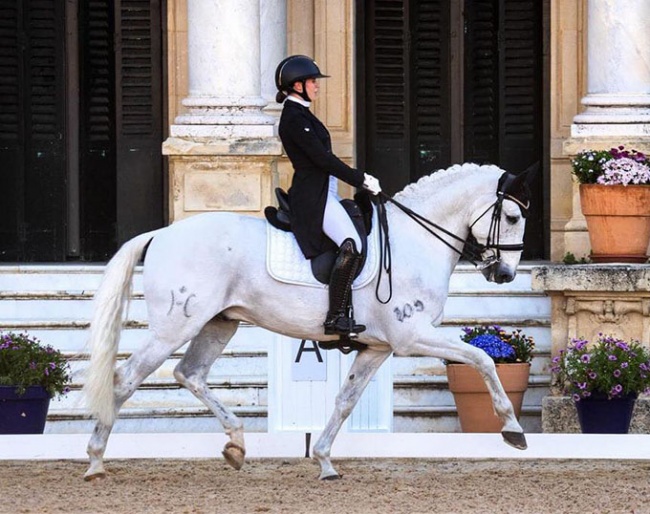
xmin=373 ymin=177 xmax=529 ymax=304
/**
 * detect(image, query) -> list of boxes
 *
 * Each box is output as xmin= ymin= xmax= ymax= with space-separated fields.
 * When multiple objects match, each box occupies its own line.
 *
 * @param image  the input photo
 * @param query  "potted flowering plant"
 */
xmin=0 ymin=331 xmax=71 ymax=434
xmin=446 ymin=325 xmax=534 ymax=432
xmin=551 ymin=334 xmax=650 ymax=433
xmin=571 ymin=146 xmax=650 ymax=263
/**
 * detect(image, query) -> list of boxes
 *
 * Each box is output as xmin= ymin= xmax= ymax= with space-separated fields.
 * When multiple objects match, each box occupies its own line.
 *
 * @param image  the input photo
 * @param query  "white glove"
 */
xmin=363 ymin=173 xmax=382 ymax=195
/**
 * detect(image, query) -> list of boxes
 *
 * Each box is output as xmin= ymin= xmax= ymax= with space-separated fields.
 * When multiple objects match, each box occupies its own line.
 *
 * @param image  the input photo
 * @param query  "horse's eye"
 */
xmin=505 ymin=215 xmax=519 ymax=225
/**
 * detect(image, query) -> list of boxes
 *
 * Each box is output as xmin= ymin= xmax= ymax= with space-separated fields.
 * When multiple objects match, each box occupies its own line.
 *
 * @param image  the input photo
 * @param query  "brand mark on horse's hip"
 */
xmin=167 ymin=287 xmax=196 ymax=318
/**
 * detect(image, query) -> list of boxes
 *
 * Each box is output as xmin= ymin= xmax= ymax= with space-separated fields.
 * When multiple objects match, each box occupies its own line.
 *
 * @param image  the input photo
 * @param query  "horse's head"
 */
xmin=468 ymin=163 xmax=538 ymax=284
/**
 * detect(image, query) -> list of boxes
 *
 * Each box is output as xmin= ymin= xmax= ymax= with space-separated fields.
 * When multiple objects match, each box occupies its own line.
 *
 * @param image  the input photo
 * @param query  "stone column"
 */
xmin=260 ymin=0 xmax=287 ymax=119
xmin=171 ymin=0 xmax=275 ymax=138
xmin=570 ymin=0 xmax=650 ymax=137
xmin=163 ymin=0 xmax=282 ymax=222
xmin=563 ymin=0 xmax=650 ymax=259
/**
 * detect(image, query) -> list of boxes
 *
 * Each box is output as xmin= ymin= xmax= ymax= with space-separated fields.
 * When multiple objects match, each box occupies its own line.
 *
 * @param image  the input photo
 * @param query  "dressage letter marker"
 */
xmin=292 ymin=339 xmax=327 ymax=381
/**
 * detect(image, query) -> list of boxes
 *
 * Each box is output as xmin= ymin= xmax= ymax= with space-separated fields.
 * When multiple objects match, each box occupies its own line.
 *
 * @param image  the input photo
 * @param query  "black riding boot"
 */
xmin=323 ymin=238 xmax=366 ymax=337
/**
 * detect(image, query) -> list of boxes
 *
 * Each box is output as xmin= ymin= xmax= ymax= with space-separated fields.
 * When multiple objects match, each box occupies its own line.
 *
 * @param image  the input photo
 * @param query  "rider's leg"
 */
xmin=322 ymin=190 xmax=365 ymax=337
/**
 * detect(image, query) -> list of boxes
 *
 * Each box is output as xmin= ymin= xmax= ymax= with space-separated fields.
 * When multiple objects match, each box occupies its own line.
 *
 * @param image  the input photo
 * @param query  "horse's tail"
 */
xmin=83 ymin=228 xmax=162 ymax=426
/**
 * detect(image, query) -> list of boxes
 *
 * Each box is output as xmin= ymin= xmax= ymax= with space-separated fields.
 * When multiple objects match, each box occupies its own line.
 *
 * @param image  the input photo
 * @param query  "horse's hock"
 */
xmin=532 ymin=264 xmax=650 ymax=432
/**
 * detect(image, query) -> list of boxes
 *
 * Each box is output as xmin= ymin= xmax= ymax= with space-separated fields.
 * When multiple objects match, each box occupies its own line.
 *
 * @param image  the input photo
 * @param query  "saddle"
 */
xmin=265 ymin=188 xmax=373 ymax=354
xmin=264 ymin=188 xmax=373 ymax=284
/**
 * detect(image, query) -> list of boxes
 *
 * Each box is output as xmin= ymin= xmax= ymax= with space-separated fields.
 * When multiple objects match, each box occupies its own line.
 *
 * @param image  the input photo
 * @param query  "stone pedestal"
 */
xmin=532 ymin=263 xmax=650 ymax=432
xmin=163 ymin=0 xmax=282 ymax=222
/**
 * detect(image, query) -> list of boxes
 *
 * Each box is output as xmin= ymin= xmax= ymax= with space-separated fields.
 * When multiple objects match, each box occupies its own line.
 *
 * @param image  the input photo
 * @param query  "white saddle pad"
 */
xmin=266 ymin=209 xmax=380 ymax=289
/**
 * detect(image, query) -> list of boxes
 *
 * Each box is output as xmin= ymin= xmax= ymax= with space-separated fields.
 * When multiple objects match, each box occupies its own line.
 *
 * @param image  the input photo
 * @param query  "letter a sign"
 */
xmin=292 ymin=339 xmax=327 ymax=381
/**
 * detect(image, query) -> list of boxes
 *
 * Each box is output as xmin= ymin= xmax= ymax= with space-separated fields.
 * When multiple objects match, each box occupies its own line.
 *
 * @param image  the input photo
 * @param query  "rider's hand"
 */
xmin=363 ymin=173 xmax=382 ymax=195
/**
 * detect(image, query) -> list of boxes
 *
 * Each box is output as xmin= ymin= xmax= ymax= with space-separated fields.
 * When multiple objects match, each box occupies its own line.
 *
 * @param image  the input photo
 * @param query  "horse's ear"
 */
xmin=499 ymin=162 xmax=539 ymax=195
xmin=521 ymin=161 xmax=540 ymax=185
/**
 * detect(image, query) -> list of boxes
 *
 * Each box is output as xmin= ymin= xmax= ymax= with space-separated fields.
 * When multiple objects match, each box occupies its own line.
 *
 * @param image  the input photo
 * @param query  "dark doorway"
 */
xmin=0 ymin=0 xmax=164 ymax=262
xmin=356 ymin=0 xmax=548 ymax=259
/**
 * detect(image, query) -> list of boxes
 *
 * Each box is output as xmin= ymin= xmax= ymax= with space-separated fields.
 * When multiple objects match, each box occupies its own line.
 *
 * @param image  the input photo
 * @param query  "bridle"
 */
xmin=373 ymin=172 xmax=529 ymax=304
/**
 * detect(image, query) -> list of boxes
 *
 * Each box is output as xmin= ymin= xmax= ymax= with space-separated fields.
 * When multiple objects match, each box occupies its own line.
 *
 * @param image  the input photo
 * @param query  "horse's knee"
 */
xmin=173 ymin=365 xmax=187 ymax=384
xmin=173 ymin=363 xmax=198 ymax=388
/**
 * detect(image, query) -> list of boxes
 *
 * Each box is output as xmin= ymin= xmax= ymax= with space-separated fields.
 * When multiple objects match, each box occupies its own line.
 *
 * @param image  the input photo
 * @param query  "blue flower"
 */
xmin=468 ymin=334 xmax=515 ymax=360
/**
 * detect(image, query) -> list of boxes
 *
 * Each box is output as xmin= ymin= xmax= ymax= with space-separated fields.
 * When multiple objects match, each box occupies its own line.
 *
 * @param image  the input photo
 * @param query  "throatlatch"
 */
xmin=323 ymin=238 xmax=366 ymax=338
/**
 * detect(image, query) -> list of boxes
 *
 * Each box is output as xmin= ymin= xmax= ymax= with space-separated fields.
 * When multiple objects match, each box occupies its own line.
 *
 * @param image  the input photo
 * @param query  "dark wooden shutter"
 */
xmin=79 ymin=0 xmax=117 ymax=260
xmin=500 ymin=0 xmax=542 ymax=172
xmin=463 ymin=0 xmax=499 ymax=164
xmin=411 ymin=0 xmax=451 ymax=179
xmin=360 ymin=0 xmax=410 ymax=194
xmin=464 ymin=0 xmax=544 ymax=258
xmin=115 ymin=0 xmax=163 ymax=244
xmin=0 ymin=0 xmax=66 ymax=261
xmin=0 ymin=0 xmax=22 ymax=259
xmin=360 ymin=0 xmax=451 ymax=193
xmin=501 ymin=0 xmax=544 ymax=259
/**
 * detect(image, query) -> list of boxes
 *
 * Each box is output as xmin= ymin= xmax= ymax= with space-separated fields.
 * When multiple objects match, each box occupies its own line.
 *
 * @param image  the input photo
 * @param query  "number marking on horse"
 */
xmin=393 ymin=300 xmax=424 ymax=322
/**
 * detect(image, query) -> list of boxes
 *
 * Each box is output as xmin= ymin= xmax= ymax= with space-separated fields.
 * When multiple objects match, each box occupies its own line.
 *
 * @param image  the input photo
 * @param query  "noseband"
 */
xmin=466 ymin=188 xmax=529 ymax=268
xmin=373 ymin=172 xmax=528 ymax=302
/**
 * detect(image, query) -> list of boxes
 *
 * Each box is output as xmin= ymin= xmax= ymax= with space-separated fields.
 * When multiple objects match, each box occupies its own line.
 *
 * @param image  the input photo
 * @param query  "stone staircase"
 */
xmin=0 ymin=263 xmax=550 ymax=433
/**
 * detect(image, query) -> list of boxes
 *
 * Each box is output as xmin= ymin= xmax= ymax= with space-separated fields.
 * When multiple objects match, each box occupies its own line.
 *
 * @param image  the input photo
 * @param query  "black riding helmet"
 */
xmin=275 ymin=55 xmax=329 ymax=103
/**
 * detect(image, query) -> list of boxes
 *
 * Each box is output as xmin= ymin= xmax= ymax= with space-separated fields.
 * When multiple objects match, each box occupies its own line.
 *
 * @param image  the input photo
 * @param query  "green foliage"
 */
xmin=551 ymin=335 xmax=650 ymax=401
xmin=571 ymin=150 xmax=612 ymax=184
xmin=562 ymin=252 xmax=590 ymax=265
xmin=0 ymin=332 xmax=71 ymax=398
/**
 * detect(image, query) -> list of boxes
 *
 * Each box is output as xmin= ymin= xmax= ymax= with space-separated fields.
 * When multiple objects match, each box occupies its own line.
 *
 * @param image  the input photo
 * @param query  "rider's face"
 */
xmin=294 ymin=78 xmax=319 ymax=101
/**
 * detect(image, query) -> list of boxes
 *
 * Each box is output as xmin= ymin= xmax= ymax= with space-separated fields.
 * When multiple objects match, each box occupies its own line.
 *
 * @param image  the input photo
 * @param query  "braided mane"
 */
xmin=393 ymin=162 xmax=503 ymax=205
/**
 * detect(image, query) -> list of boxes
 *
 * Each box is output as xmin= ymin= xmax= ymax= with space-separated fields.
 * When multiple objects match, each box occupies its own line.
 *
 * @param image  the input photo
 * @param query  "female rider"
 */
xmin=275 ymin=55 xmax=382 ymax=338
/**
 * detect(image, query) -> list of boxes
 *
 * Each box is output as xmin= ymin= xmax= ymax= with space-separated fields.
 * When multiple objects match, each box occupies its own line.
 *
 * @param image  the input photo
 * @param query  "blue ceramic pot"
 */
xmin=575 ymin=392 xmax=637 ymax=434
xmin=0 ymin=385 xmax=51 ymax=434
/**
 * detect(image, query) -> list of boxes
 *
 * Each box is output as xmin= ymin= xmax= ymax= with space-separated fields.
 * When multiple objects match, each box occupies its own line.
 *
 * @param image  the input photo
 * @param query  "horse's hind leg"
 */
xmin=313 ymin=347 xmax=392 ymax=480
xmin=173 ymin=319 xmax=246 ymax=470
xmin=85 ymin=332 xmax=188 ymax=480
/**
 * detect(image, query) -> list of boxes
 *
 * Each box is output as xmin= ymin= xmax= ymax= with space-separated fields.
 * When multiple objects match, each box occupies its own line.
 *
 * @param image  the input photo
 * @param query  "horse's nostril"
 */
xmin=497 ymin=272 xmax=514 ymax=283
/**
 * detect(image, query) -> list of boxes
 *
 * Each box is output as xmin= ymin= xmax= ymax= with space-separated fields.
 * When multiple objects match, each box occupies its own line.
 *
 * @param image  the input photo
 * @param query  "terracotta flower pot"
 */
xmin=579 ymin=184 xmax=650 ymax=263
xmin=446 ymin=363 xmax=530 ymax=433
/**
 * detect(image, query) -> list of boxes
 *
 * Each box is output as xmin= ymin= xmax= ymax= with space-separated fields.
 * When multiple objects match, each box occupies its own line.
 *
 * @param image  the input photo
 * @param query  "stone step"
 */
xmin=2 ymin=263 xmax=552 ymax=434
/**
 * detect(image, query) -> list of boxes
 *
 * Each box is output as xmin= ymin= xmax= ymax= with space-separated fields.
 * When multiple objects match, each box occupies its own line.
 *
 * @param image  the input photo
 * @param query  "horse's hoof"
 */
xmin=320 ymin=473 xmax=342 ymax=481
xmin=222 ymin=442 xmax=246 ymax=470
xmin=502 ymin=431 xmax=527 ymax=450
xmin=83 ymin=471 xmax=107 ymax=482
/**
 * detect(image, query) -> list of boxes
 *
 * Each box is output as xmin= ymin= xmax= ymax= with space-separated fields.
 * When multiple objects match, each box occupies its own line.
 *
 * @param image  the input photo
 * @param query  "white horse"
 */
xmin=83 ymin=162 xmax=534 ymax=481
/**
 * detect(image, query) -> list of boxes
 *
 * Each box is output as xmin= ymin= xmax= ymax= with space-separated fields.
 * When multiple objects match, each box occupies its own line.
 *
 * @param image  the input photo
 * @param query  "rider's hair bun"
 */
xmin=276 ymin=91 xmax=287 ymax=103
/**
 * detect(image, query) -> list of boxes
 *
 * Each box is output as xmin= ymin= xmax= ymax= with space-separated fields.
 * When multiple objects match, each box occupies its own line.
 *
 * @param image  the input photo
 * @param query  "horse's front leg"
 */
xmin=405 ymin=336 xmax=526 ymax=449
xmin=313 ymin=347 xmax=392 ymax=480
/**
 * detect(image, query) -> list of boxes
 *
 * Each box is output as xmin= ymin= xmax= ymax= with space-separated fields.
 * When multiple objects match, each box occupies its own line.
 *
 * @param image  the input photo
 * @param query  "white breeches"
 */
xmin=322 ymin=176 xmax=362 ymax=250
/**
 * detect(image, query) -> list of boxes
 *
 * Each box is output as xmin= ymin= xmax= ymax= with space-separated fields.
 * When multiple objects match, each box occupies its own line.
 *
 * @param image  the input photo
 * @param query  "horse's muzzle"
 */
xmin=481 ymin=261 xmax=515 ymax=284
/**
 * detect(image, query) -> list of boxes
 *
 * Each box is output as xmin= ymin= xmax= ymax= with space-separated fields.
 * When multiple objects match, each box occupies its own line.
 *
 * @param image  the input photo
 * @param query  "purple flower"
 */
xmin=608 ymin=355 xmax=618 ymax=361
xmin=580 ymin=354 xmax=591 ymax=364
xmin=613 ymin=369 xmax=621 ymax=378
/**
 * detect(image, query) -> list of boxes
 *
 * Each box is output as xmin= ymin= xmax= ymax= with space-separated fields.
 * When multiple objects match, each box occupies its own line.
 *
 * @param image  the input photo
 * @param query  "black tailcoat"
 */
xmin=279 ymin=99 xmax=365 ymax=259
